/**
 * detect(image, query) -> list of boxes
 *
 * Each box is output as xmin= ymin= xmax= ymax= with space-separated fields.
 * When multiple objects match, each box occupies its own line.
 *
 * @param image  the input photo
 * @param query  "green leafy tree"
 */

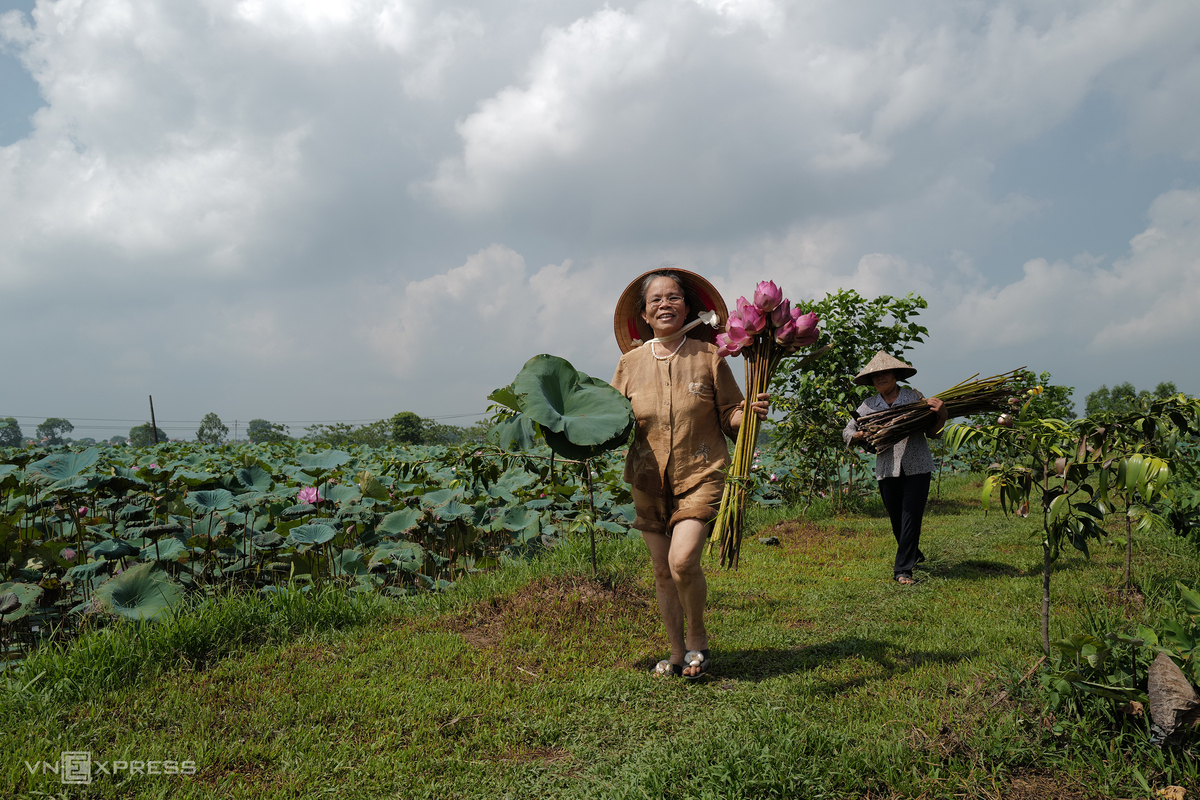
xmin=770 ymin=290 xmax=929 ymax=503
xmin=195 ymin=412 xmax=229 ymax=444
xmin=0 ymin=417 xmax=23 ymax=447
xmin=304 ymin=420 xmax=392 ymax=448
xmin=129 ymin=422 xmax=167 ymax=447
xmin=108 ymin=435 xmax=127 ymax=446
xmin=1085 ymin=381 xmax=1178 ymax=417
xmin=390 ymin=412 xmax=425 ymax=445
xmin=36 ymin=417 xmax=74 ymax=445
xmin=247 ymin=418 xmax=290 ymax=444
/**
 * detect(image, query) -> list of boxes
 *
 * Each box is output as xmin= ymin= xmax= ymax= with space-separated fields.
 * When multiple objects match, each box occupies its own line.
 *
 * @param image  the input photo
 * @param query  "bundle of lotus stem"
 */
xmin=855 ymin=369 xmax=1025 ymax=452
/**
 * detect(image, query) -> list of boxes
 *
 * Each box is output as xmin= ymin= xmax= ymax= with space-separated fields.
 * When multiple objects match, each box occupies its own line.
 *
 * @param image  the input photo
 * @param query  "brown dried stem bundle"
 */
xmin=856 ymin=369 xmax=1025 ymax=451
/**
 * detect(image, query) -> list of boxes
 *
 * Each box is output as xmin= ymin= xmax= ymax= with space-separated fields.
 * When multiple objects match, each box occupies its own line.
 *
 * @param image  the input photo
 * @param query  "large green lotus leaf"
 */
xmin=89 ymin=539 xmax=139 ymax=559
xmin=236 ymin=466 xmax=273 ymax=492
xmin=323 ymin=484 xmax=361 ymax=504
xmin=378 ymin=508 xmax=421 ymax=535
xmin=487 ymin=384 xmax=523 ymax=413
xmin=67 ymin=559 xmax=113 ymax=583
xmin=140 ymin=537 xmax=189 ymax=562
xmin=26 ymin=448 xmax=101 ymax=488
xmin=95 ymin=562 xmax=182 ymax=622
xmin=540 ymin=422 xmax=633 ymax=462
xmin=186 ymin=489 xmax=234 ymax=516
xmin=0 ymin=581 xmax=44 ymax=623
xmin=297 ymin=450 xmax=351 ymax=476
xmin=369 ymin=540 xmax=424 ymax=572
xmin=420 ymin=487 xmax=459 ymax=507
xmin=486 ymin=413 xmax=541 ymax=452
xmin=169 ymin=470 xmax=213 ymax=487
xmin=513 ymin=355 xmax=634 ymax=450
xmin=332 ymin=548 xmax=368 ymax=577
xmin=286 ymin=524 xmax=337 ymax=547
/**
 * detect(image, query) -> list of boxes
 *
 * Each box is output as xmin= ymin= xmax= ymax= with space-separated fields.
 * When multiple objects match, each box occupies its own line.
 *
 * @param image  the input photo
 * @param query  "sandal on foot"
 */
xmin=895 ymin=574 xmax=916 ymax=585
xmin=653 ymin=659 xmax=683 ymax=677
xmin=683 ymin=649 xmax=711 ymax=680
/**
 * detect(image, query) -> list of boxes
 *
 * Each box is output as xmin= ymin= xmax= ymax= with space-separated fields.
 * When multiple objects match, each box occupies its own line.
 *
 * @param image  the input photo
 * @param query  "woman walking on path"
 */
xmin=611 ymin=269 xmax=768 ymax=677
xmin=842 ymin=352 xmax=948 ymax=585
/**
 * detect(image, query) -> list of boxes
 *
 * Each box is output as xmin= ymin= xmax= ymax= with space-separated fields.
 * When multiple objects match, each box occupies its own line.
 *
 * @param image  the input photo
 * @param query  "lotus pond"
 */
xmin=0 ymin=441 xmax=658 ymax=660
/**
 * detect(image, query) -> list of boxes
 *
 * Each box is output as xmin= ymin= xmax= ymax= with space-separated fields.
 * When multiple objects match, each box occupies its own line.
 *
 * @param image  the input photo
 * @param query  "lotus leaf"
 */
xmin=235 ymin=466 xmax=273 ymax=492
xmin=297 ymin=450 xmax=351 ymax=476
xmin=369 ymin=541 xmax=424 ymax=572
xmin=95 ymin=562 xmax=182 ymax=622
xmin=332 ymin=549 xmax=368 ymax=576
xmin=420 ymin=487 xmax=458 ymax=506
xmin=186 ymin=489 xmax=234 ymax=516
xmin=357 ymin=473 xmax=390 ymax=501
xmin=378 ymin=508 xmax=421 ymax=535
xmin=175 ymin=470 xmax=218 ymax=486
xmin=0 ymin=582 xmax=43 ymax=622
xmin=323 ymin=484 xmax=362 ymax=504
xmin=89 ymin=539 xmax=139 ymax=559
xmin=67 ymin=560 xmax=112 ymax=582
xmin=25 ymin=448 xmax=101 ymax=487
xmin=500 ymin=505 xmax=534 ymax=531
xmin=486 ymin=414 xmax=540 ymax=452
xmin=252 ymin=532 xmax=284 ymax=549
xmin=281 ymin=503 xmax=317 ymax=519
xmin=286 ymin=524 xmax=337 ymax=548
xmin=140 ymin=537 xmax=189 ymax=562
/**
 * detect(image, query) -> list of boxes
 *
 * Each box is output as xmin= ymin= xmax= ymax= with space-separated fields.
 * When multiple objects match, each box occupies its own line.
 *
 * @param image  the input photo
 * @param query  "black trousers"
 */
xmin=877 ymin=470 xmax=931 ymax=578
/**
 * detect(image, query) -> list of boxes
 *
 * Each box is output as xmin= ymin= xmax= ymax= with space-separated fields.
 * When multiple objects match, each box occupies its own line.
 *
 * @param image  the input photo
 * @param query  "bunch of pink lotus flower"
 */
xmin=711 ymin=280 xmax=826 ymax=570
xmin=716 ymin=281 xmax=819 ymax=357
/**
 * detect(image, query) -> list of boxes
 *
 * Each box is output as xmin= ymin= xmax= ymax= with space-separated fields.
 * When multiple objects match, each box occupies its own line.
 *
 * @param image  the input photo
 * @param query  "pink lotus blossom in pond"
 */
xmin=62 ymin=548 xmax=77 ymax=562
xmin=769 ymin=474 xmax=778 ymax=483
xmin=753 ymin=281 xmax=783 ymax=313
xmin=297 ymin=486 xmax=320 ymax=505
xmin=77 ymin=507 xmax=88 ymax=516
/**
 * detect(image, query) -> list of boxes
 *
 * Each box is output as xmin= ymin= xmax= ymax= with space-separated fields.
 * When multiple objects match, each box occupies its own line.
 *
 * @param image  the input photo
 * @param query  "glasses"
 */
xmin=647 ymin=294 xmax=685 ymax=309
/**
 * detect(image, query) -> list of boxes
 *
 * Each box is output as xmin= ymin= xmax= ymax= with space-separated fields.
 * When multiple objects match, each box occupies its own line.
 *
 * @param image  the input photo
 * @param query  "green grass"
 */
xmin=4 ymin=475 xmax=1200 ymax=799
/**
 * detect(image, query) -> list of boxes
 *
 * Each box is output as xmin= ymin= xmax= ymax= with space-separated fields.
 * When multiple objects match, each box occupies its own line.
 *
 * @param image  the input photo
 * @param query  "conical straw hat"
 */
xmin=613 ymin=269 xmax=728 ymax=354
xmin=852 ymin=351 xmax=917 ymax=386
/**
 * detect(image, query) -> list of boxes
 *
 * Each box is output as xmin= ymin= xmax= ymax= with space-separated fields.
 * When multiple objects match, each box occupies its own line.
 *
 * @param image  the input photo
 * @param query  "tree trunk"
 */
xmin=1041 ymin=540 xmax=1052 ymax=655
xmin=1125 ymin=514 xmax=1134 ymax=591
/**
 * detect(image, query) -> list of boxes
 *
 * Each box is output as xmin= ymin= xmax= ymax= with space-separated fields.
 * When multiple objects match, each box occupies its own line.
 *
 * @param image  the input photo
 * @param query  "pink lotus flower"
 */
xmin=774 ymin=319 xmax=799 ymax=346
xmin=297 ymin=486 xmax=320 ymax=505
xmin=789 ymin=310 xmax=819 ymax=346
xmin=738 ymin=301 xmax=766 ymax=335
xmin=149 ymin=463 xmax=158 ymax=469
xmin=754 ymin=281 xmax=783 ymax=312
xmin=770 ymin=298 xmax=791 ymax=327
xmin=62 ymin=548 xmax=77 ymax=562
xmin=78 ymin=507 xmax=88 ymax=516
xmin=769 ymin=474 xmax=778 ymax=483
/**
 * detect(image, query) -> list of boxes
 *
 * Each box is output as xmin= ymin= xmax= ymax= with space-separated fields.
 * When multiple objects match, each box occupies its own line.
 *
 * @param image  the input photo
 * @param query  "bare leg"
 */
xmin=642 ymin=530 xmax=685 ymax=666
xmin=668 ymin=519 xmax=709 ymax=676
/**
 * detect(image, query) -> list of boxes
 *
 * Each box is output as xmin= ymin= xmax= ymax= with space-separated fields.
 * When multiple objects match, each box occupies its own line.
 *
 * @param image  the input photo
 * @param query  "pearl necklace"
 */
xmin=650 ymin=340 xmax=682 ymax=361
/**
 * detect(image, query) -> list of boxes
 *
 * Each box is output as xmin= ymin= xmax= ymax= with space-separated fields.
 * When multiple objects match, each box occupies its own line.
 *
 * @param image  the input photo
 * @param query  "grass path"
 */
xmin=5 ymin=476 xmax=1200 ymax=799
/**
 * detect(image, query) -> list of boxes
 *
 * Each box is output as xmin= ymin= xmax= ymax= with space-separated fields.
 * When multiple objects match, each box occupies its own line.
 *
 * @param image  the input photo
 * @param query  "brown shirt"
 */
xmin=611 ymin=337 xmax=744 ymax=496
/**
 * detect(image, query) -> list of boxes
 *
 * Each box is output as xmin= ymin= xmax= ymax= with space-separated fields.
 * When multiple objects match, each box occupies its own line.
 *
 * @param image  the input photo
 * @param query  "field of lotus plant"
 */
xmin=0 ymin=440 xmax=639 ymax=660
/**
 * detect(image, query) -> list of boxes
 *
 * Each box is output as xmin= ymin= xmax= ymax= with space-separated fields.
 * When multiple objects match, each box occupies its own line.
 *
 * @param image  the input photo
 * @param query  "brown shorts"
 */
xmin=631 ymin=480 xmax=724 ymax=536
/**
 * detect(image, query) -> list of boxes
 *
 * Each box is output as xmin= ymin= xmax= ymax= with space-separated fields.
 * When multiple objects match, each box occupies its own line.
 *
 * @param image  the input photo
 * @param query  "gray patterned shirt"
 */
xmin=842 ymin=386 xmax=939 ymax=480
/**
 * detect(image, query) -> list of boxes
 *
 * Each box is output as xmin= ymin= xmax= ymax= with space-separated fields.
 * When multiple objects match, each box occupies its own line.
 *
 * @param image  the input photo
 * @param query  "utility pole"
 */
xmin=149 ymin=395 xmax=159 ymax=445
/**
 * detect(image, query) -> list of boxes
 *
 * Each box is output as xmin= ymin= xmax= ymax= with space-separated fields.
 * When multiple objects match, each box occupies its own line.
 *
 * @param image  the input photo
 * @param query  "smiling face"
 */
xmin=641 ymin=276 xmax=690 ymax=339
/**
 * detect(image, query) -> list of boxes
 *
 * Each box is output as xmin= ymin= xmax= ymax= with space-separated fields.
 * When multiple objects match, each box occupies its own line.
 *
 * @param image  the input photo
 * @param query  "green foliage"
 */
xmin=390 ymin=411 xmax=424 ymax=445
xmin=770 ymin=289 xmax=928 ymax=502
xmin=36 ymin=417 xmax=74 ymax=445
xmin=304 ymin=419 xmax=391 ymax=447
xmin=247 ymin=418 xmax=291 ymax=444
xmin=195 ymin=412 xmax=229 ymax=444
xmin=0 ymin=416 xmax=23 ymax=447
xmin=1086 ymin=381 xmax=1179 ymax=417
xmin=129 ymin=422 xmax=168 ymax=447
xmin=488 ymin=355 xmax=634 ymax=462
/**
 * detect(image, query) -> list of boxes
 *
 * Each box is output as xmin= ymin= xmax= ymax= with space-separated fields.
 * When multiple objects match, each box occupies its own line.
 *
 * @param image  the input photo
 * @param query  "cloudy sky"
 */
xmin=2 ymin=0 xmax=1198 ymax=442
